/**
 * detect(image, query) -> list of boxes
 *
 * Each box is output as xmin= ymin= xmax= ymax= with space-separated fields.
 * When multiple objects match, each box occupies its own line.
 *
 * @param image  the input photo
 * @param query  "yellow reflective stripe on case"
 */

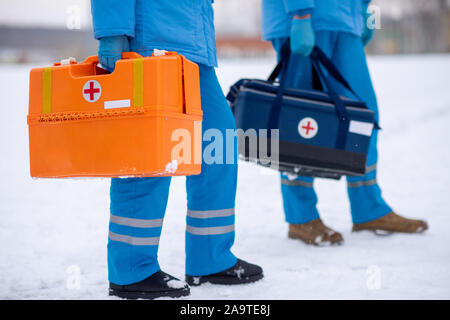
xmin=133 ymin=58 xmax=144 ymax=107
xmin=42 ymin=67 xmax=52 ymax=114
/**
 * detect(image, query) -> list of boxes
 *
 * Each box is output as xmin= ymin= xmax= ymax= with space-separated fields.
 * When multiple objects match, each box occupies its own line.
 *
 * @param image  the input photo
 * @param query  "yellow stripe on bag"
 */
xmin=42 ymin=67 xmax=52 ymax=114
xmin=133 ymin=58 xmax=144 ymax=107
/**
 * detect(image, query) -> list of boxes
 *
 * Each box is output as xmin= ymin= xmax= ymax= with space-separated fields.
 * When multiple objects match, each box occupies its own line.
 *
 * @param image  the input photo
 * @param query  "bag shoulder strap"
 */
xmin=268 ymin=62 xmax=282 ymax=82
xmin=267 ymin=41 xmax=361 ymax=101
xmin=310 ymin=47 xmax=361 ymax=100
xmin=267 ymin=39 xmax=292 ymax=82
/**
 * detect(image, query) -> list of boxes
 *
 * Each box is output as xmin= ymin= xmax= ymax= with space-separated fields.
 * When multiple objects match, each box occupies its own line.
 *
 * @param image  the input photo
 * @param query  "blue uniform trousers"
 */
xmin=273 ymin=31 xmax=392 ymax=225
xmin=108 ymin=64 xmax=238 ymax=285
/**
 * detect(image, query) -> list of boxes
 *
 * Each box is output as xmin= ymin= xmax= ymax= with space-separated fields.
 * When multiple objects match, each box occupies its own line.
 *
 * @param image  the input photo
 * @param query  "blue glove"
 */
xmin=361 ymin=4 xmax=375 ymax=46
xmin=290 ymin=14 xmax=315 ymax=56
xmin=98 ymin=35 xmax=130 ymax=72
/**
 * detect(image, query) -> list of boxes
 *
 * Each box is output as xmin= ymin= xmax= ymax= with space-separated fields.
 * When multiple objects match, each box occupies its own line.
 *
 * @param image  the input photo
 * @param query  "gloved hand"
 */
xmin=98 ymin=35 xmax=130 ymax=72
xmin=361 ymin=4 xmax=375 ymax=46
xmin=290 ymin=13 xmax=315 ymax=56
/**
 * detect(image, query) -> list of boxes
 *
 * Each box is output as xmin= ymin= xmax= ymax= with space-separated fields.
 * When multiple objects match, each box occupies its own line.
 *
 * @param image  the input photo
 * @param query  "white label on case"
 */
xmin=104 ymin=99 xmax=131 ymax=109
xmin=349 ymin=120 xmax=374 ymax=136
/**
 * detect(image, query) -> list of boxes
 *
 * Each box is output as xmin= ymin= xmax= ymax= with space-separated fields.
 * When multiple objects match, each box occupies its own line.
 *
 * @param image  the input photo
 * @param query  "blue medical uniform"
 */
xmin=262 ymin=0 xmax=392 ymax=225
xmin=91 ymin=0 xmax=237 ymax=285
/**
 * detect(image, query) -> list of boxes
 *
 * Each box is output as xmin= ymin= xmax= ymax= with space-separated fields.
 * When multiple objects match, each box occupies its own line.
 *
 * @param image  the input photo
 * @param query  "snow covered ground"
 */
xmin=0 ymin=54 xmax=449 ymax=299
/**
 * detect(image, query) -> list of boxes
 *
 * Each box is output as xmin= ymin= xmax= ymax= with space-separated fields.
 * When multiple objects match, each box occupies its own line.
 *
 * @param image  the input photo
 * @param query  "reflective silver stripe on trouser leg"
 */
xmin=347 ymin=178 xmax=378 ymax=188
xmin=110 ymin=214 xmax=163 ymax=228
xmin=281 ymin=178 xmax=313 ymax=188
xmin=186 ymin=208 xmax=235 ymax=235
xmin=187 ymin=208 xmax=235 ymax=219
xmin=186 ymin=225 xmax=235 ymax=235
xmin=109 ymin=214 xmax=163 ymax=245
xmin=108 ymin=231 xmax=160 ymax=246
xmin=365 ymin=163 xmax=377 ymax=174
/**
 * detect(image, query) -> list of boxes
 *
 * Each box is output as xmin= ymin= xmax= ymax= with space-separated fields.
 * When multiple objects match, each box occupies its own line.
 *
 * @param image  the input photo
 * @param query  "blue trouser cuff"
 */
xmin=281 ymin=176 xmax=320 ymax=224
xmin=185 ymin=208 xmax=237 ymax=276
xmin=107 ymin=65 xmax=239 ymax=285
xmin=107 ymin=241 xmax=161 ymax=285
xmin=351 ymin=208 xmax=391 ymax=224
xmin=347 ymin=180 xmax=392 ymax=224
xmin=185 ymin=232 xmax=237 ymax=276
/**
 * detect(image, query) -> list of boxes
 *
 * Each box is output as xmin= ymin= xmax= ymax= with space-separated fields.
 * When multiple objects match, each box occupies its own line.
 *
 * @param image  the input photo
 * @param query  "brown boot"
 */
xmin=352 ymin=212 xmax=428 ymax=234
xmin=288 ymin=219 xmax=344 ymax=246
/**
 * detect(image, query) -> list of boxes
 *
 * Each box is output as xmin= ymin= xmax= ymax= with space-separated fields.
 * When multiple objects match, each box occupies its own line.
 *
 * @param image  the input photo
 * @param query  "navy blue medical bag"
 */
xmin=227 ymin=43 xmax=378 ymax=179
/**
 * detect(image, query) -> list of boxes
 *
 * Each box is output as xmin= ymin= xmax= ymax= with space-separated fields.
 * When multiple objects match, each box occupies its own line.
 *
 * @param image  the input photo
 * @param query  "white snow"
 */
xmin=233 ymin=266 xmax=245 ymax=280
xmin=284 ymin=172 xmax=300 ymax=181
xmin=165 ymin=160 xmax=178 ymax=174
xmin=166 ymin=279 xmax=187 ymax=290
xmin=1 ymin=54 xmax=450 ymax=299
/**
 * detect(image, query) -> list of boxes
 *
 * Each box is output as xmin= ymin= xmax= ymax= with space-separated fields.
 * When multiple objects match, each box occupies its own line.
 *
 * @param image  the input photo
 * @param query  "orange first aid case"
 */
xmin=27 ymin=52 xmax=203 ymax=178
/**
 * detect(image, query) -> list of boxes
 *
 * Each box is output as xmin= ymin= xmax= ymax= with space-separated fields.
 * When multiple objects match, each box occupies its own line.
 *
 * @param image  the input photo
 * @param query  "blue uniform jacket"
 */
xmin=91 ymin=0 xmax=217 ymax=67
xmin=262 ymin=0 xmax=371 ymax=40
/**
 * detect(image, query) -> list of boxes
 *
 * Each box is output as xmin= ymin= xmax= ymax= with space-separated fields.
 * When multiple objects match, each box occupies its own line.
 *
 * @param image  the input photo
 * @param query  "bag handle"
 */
xmin=268 ymin=43 xmax=360 ymax=100
xmin=266 ymin=41 xmax=291 ymax=137
xmin=310 ymin=47 xmax=361 ymax=101
xmin=267 ymin=40 xmax=351 ymax=149
xmin=310 ymin=46 xmax=380 ymax=129
xmin=310 ymin=57 xmax=349 ymax=149
xmin=267 ymin=41 xmax=290 ymax=82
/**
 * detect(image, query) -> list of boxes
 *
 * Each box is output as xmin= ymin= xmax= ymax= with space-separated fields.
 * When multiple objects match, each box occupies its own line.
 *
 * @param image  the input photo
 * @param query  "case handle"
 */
xmin=67 ymin=52 xmax=144 ymax=78
xmin=80 ymin=52 xmax=143 ymax=66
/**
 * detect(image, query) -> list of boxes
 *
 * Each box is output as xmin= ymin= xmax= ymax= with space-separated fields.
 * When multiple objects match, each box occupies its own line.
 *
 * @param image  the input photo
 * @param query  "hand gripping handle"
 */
xmin=81 ymin=52 xmax=143 ymax=65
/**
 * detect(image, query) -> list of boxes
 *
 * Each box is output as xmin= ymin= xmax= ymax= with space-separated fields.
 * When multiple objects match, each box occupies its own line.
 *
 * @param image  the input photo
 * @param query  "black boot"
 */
xmin=109 ymin=270 xmax=190 ymax=299
xmin=186 ymin=259 xmax=263 ymax=286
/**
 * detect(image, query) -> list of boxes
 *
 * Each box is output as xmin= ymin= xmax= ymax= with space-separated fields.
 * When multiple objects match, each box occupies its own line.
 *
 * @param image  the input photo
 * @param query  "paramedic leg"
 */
xmin=331 ymin=32 xmax=427 ymax=232
xmin=327 ymin=32 xmax=392 ymax=223
xmin=272 ymin=37 xmax=318 ymax=225
xmin=108 ymin=177 xmax=171 ymax=285
xmin=185 ymin=64 xmax=263 ymax=284
xmin=273 ymin=35 xmax=344 ymax=245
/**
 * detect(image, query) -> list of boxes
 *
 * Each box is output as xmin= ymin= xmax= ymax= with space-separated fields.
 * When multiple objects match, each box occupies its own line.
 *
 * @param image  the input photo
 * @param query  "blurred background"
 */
xmin=0 ymin=0 xmax=449 ymax=63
